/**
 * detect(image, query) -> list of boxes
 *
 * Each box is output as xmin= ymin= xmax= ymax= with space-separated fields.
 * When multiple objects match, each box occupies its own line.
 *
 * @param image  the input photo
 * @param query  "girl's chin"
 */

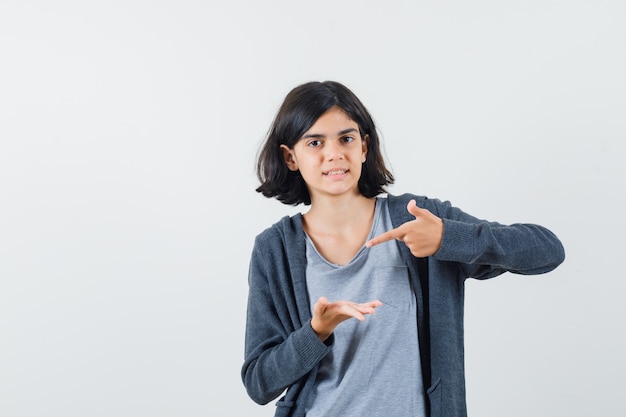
xmin=310 ymin=187 xmax=361 ymax=200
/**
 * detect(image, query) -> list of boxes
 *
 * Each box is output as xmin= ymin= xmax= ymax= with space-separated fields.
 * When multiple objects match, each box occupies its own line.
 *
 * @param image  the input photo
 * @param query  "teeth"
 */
xmin=326 ymin=170 xmax=346 ymax=175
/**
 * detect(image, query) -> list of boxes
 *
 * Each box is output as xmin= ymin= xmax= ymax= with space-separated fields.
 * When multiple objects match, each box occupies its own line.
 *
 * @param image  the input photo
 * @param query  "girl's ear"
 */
xmin=280 ymin=144 xmax=299 ymax=171
xmin=362 ymin=134 xmax=369 ymax=163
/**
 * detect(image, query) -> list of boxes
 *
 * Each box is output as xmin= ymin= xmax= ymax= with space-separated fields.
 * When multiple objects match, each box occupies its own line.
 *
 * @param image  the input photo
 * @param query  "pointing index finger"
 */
xmin=365 ymin=227 xmax=404 ymax=248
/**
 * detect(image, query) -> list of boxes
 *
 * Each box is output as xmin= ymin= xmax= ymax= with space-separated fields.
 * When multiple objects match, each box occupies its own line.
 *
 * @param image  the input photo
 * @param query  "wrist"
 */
xmin=310 ymin=318 xmax=332 ymax=342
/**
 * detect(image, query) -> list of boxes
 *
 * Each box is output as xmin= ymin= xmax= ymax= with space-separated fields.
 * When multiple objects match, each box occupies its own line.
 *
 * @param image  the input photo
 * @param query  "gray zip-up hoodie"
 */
xmin=242 ymin=193 xmax=565 ymax=417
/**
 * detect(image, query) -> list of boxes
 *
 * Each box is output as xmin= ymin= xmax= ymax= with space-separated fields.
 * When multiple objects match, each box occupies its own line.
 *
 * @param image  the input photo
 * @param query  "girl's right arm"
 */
xmin=241 ymin=238 xmax=332 ymax=405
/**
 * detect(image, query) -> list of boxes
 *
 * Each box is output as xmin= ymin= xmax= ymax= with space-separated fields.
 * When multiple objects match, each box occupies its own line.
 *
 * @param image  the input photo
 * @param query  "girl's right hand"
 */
xmin=310 ymin=296 xmax=382 ymax=341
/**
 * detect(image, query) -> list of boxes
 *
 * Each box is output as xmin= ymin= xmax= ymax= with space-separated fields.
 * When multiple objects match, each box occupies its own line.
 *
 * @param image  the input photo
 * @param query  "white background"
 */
xmin=1 ymin=1 xmax=624 ymax=416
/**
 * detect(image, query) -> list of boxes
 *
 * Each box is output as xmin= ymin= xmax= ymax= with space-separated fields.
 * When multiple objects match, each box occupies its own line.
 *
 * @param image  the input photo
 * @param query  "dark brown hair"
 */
xmin=256 ymin=81 xmax=394 ymax=205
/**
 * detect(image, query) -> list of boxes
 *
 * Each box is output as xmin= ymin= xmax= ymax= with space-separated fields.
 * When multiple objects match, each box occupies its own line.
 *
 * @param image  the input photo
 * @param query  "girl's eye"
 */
xmin=341 ymin=136 xmax=355 ymax=143
xmin=307 ymin=140 xmax=322 ymax=147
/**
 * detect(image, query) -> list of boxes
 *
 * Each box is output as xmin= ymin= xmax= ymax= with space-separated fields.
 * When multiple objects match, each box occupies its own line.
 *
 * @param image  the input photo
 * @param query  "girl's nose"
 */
xmin=325 ymin=141 xmax=343 ymax=160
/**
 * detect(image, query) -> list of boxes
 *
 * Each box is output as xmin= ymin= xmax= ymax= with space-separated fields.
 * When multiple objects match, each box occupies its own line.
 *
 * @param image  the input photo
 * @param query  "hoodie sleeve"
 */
xmin=420 ymin=197 xmax=565 ymax=279
xmin=241 ymin=232 xmax=332 ymax=405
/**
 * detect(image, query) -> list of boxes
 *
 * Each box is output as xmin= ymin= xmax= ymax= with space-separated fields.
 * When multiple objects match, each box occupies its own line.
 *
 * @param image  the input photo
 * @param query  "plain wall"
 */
xmin=1 ymin=1 xmax=624 ymax=416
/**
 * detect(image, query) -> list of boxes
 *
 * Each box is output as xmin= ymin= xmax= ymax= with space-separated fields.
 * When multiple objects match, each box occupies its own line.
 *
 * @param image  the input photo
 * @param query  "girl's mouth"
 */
xmin=324 ymin=169 xmax=347 ymax=176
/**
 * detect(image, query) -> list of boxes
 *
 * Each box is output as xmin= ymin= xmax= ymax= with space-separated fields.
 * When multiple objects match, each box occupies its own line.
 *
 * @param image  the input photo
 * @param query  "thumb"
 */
xmin=316 ymin=296 xmax=329 ymax=307
xmin=406 ymin=199 xmax=423 ymax=218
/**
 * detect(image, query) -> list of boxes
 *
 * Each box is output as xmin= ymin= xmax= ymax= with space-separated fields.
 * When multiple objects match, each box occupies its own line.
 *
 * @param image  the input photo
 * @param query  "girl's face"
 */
xmin=280 ymin=106 xmax=368 ymax=203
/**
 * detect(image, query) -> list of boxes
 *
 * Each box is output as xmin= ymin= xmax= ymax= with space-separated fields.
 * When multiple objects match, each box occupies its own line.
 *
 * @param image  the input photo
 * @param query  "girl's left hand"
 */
xmin=366 ymin=199 xmax=443 ymax=257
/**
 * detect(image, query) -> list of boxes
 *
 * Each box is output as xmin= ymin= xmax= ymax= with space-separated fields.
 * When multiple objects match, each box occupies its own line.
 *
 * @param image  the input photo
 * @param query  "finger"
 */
xmin=353 ymin=305 xmax=379 ymax=316
xmin=353 ymin=304 xmax=377 ymax=316
xmin=352 ymin=300 xmax=383 ymax=320
xmin=337 ymin=304 xmax=366 ymax=321
xmin=408 ymin=199 xmax=436 ymax=220
xmin=316 ymin=296 xmax=329 ymax=307
xmin=359 ymin=299 xmax=383 ymax=309
xmin=334 ymin=300 xmax=380 ymax=320
xmin=365 ymin=228 xmax=404 ymax=248
xmin=407 ymin=199 xmax=425 ymax=218
xmin=313 ymin=296 xmax=330 ymax=314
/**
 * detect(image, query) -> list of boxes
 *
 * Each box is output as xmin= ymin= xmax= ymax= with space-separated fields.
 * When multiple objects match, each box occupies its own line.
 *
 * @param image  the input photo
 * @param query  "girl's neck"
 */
xmin=301 ymin=193 xmax=377 ymax=265
xmin=303 ymin=193 xmax=376 ymax=233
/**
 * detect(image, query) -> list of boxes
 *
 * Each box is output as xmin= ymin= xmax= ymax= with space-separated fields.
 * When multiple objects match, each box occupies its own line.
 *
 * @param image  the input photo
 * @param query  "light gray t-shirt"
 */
xmin=304 ymin=197 xmax=426 ymax=417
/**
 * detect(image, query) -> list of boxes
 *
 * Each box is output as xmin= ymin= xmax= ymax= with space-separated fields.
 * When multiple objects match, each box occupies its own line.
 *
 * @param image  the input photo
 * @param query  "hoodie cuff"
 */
xmin=433 ymin=219 xmax=476 ymax=263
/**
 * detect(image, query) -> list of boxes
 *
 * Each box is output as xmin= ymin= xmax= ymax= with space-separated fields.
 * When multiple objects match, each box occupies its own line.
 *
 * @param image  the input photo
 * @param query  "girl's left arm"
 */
xmin=430 ymin=199 xmax=565 ymax=279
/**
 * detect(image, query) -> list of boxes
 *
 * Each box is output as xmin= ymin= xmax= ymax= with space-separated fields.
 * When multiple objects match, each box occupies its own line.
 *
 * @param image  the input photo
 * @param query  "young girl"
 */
xmin=241 ymin=81 xmax=565 ymax=417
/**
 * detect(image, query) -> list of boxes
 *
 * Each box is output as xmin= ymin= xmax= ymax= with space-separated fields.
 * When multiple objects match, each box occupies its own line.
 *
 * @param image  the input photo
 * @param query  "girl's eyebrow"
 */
xmin=302 ymin=128 xmax=358 ymax=139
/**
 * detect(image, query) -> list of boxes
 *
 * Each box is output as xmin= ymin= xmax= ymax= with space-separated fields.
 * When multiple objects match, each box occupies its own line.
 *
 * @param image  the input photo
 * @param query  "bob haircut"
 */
xmin=256 ymin=81 xmax=394 ymax=206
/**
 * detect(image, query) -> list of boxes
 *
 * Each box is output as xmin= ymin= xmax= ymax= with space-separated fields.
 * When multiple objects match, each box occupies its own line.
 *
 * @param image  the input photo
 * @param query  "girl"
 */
xmin=241 ymin=81 xmax=565 ymax=417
